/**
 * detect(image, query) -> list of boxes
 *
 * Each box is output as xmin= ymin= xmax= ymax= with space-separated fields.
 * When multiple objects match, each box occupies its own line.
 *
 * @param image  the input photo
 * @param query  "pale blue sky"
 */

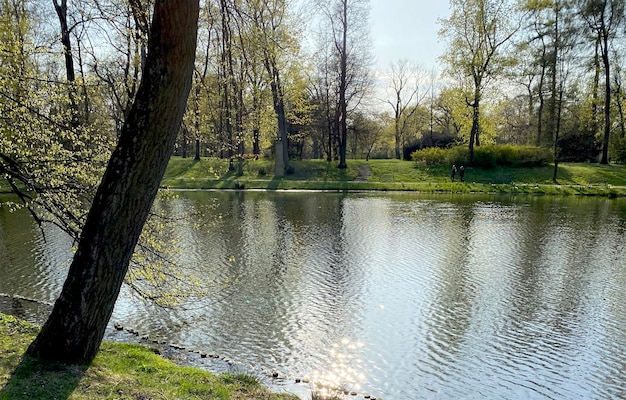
xmin=369 ymin=1 xmax=450 ymax=73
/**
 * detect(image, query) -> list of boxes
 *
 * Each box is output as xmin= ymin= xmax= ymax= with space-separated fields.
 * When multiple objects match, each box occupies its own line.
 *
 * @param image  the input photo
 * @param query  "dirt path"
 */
xmin=354 ymin=164 xmax=372 ymax=181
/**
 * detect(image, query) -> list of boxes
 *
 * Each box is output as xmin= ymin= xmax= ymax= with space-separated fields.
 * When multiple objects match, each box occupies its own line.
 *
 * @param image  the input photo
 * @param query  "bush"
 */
xmin=403 ymin=132 xmax=457 ymax=160
xmin=411 ymin=147 xmax=450 ymax=166
xmin=614 ymin=137 xmax=626 ymax=164
xmin=412 ymin=145 xmax=552 ymax=168
xmin=557 ymin=131 xmax=600 ymax=162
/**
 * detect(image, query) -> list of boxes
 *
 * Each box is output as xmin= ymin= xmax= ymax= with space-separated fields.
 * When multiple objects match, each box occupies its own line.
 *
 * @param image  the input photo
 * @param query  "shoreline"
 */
xmin=159 ymin=181 xmax=626 ymax=197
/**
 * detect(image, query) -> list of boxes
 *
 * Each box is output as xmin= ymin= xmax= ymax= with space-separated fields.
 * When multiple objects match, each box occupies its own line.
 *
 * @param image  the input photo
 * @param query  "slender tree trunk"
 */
xmin=253 ymin=128 xmax=260 ymax=155
xmin=337 ymin=0 xmax=348 ymax=169
xmin=53 ymin=0 xmax=74 ymax=83
xmin=252 ymin=90 xmax=261 ymax=156
xmin=326 ymin=86 xmax=333 ymax=162
xmin=592 ymin=35 xmax=601 ymax=139
xmin=546 ymin=6 xmax=560 ymax=146
xmin=219 ymin=0 xmax=234 ymax=170
xmin=52 ymin=0 xmax=80 ymax=129
xmin=536 ymin=45 xmax=547 ymax=147
xmin=182 ymin=126 xmax=188 ymax=158
xmin=600 ymin=34 xmax=611 ymax=164
xmin=537 ymin=90 xmax=545 ymax=146
xmin=394 ymin=100 xmax=401 ymax=160
xmin=553 ymin=81 xmax=564 ymax=182
xmin=614 ymin=74 xmax=626 ymax=139
xmin=26 ymin=0 xmax=199 ymax=363
xmin=468 ymin=84 xmax=481 ymax=164
xmin=469 ymin=102 xmax=479 ymax=164
xmin=193 ymin=84 xmax=201 ymax=160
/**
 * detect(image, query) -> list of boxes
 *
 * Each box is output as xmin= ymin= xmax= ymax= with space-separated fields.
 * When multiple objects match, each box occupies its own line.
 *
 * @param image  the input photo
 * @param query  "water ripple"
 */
xmin=3 ymin=193 xmax=626 ymax=399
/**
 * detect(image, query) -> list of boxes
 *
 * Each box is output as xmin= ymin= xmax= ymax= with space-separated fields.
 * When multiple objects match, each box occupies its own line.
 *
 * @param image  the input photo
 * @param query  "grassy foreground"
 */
xmin=162 ymin=157 xmax=626 ymax=197
xmin=0 ymin=313 xmax=297 ymax=400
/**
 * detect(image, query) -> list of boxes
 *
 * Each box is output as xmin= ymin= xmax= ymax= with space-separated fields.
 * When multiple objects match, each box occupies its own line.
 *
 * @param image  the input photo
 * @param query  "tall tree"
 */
xmin=248 ymin=0 xmax=294 ymax=175
xmin=613 ymin=51 xmax=626 ymax=142
xmin=519 ymin=0 xmax=572 ymax=147
xmin=25 ymin=0 xmax=199 ymax=362
xmin=310 ymin=29 xmax=338 ymax=161
xmin=579 ymin=0 xmax=625 ymax=164
xmin=314 ymin=0 xmax=372 ymax=169
xmin=385 ymin=59 xmax=426 ymax=159
xmin=440 ymin=0 xmax=522 ymax=163
xmin=51 ymin=0 xmax=80 ymax=128
xmin=218 ymin=0 xmax=238 ymax=169
xmin=91 ymin=0 xmax=151 ymax=131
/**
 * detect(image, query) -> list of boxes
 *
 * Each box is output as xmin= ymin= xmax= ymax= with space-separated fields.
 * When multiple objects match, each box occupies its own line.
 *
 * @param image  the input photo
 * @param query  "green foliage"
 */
xmin=614 ymin=136 xmax=626 ymax=164
xmin=0 ymin=80 xmax=115 ymax=238
xmin=411 ymin=147 xmax=452 ymax=166
xmin=0 ymin=2 xmax=202 ymax=308
xmin=558 ymin=130 xmax=600 ymax=162
xmin=412 ymin=145 xmax=552 ymax=168
xmin=163 ymin=156 xmax=626 ymax=196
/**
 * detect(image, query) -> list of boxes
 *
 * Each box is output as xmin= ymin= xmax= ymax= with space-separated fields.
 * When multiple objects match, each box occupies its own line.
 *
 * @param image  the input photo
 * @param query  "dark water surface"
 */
xmin=1 ymin=192 xmax=626 ymax=399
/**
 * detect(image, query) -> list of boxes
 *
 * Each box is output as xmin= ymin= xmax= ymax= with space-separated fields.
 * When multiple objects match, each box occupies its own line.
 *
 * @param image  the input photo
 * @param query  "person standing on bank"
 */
xmin=451 ymin=164 xmax=457 ymax=182
xmin=459 ymin=165 xmax=465 ymax=182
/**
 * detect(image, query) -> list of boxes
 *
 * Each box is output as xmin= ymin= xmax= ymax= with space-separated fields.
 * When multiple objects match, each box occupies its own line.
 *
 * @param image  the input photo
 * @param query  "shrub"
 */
xmin=411 ymin=147 xmax=449 ymax=166
xmin=557 ymin=131 xmax=600 ymax=162
xmin=473 ymin=147 xmax=498 ymax=168
xmin=412 ymin=145 xmax=552 ymax=168
xmin=403 ymin=131 xmax=457 ymax=160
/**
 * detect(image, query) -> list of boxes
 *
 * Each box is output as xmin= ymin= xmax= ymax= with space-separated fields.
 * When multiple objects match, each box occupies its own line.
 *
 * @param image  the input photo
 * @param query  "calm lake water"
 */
xmin=1 ymin=191 xmax=626 ymax=399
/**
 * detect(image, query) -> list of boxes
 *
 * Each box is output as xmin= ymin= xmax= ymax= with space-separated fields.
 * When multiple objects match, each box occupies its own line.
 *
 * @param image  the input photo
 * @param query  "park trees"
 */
xmin=182 ymin=0 xmax=307 ymax=173
xmin=578 ymin=0 xmax=625 ymax=164
xmin=24 ymin=0 xmax=199 ymax=362
xmin=313 ymin=0 xmax=372 ymax=168
xmin=385 ymin=59 xmax=427 ymax=160
xmin=517 ymin=0 xmax=575 ymax=148
xmin=244 ymin=0 xmax=302 ymax=174
xmin=440 ymin=0 xmax=523 ymax=163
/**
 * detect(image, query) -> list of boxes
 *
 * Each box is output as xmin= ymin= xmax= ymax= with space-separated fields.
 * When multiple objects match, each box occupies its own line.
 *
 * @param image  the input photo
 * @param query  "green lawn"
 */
xmin=161 ymin=157 xmax=626 ymax=196
xmin=0 ymin=313 xmax=297 ymax=400
xmin=4 ymin=157 xmax=626 ymax=196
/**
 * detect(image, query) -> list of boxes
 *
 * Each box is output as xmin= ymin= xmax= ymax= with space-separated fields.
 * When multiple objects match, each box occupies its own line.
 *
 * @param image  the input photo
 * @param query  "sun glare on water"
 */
xmin=309 ymin=338 xmax=367 ymax=394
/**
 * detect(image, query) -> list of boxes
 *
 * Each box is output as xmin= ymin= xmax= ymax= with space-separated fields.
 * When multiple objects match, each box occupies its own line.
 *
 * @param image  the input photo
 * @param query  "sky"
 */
xmin=369 ymin=1 xmax=451 ymax=74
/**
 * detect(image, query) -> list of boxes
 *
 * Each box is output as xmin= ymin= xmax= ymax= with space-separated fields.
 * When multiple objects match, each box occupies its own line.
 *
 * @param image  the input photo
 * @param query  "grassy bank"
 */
xmin=0 ymin=313 xmax=297 ymax=400
xmin=161 ymin=157 xmax=626 ymax=196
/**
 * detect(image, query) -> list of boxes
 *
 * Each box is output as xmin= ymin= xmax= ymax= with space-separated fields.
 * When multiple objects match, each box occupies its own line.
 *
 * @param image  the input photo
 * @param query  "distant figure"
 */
xmin=450 ymin=164 xmax=457 ymax=182
xmin=459 ymin=165 xmax=465 ymax=182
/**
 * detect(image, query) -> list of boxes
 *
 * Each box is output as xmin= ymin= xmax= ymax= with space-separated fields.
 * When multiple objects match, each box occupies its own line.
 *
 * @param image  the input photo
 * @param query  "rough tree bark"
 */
xmin=26 ymin=0 xmax=199 ymax=363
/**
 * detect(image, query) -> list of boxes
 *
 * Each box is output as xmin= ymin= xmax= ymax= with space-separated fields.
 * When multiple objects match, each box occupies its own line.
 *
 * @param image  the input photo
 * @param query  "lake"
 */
xmin=1 ymin=191 xmax=626 ymax=399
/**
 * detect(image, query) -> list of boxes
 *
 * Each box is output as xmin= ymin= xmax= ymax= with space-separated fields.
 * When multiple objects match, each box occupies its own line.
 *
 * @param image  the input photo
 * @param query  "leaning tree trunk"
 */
xmin=26 ymin=0 xmax=199 ymax=363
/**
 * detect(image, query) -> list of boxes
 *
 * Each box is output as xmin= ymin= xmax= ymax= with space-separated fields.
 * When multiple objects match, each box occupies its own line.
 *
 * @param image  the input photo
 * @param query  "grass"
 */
xmin=4 ymin=157 xmax=626 ymax=196
xmin=161 ymin=157 xmax=626 ymax=197
xmin=0 ymin=313 xmax=298 ymax=400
